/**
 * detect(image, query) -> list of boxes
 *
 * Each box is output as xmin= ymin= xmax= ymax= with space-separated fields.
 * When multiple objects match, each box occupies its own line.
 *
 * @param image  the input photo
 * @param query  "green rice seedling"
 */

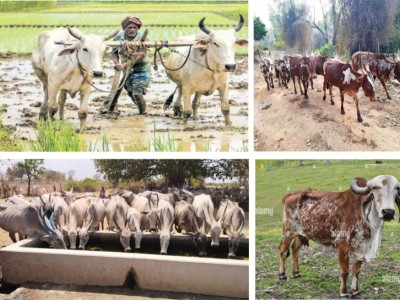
xmin=29 ymin=117 xmax=84 ymax=152
xmin=87 ymin=134 xmax=110 ymax=152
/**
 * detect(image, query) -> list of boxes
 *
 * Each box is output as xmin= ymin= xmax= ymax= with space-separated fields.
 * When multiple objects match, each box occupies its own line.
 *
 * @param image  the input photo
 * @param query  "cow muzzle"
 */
xmin=211 ymin=242 xmax=219 ymax=247
xmin=228 ymin=252 xmax=236 ymax=258
xmin=199 ymin=251 xmax=207 ymax=257
xmin=92 ymin=71 xmax=103 ymax=77
xmin=382 ymin=209 xmax=395 ymax=220
xmin=124 ymin=247 xmax=131 ymax=252
xmin=225 ymin=64 xmax=237 ymax=72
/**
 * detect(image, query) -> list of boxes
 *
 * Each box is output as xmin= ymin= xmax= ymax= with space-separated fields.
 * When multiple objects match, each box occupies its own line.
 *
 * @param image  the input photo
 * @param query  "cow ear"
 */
xmin=235 ymin=39 xmax=248 ymax=47
xmin=194 ymin=40 xmax=209 ymax=49
xmin=58 ymin=45 xmax=77 ymax=56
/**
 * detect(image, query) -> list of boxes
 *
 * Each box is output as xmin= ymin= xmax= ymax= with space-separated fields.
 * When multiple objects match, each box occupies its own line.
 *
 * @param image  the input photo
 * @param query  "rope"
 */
xmin=75 ymin=51 xmax=130 ymax=93
xmin=153 ymin=42 xmax=215 ymax=73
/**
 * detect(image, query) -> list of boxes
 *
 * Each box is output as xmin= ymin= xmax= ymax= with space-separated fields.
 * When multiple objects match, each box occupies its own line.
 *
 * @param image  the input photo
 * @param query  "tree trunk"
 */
xmin=27 ymin=175 xmax=31 ymax=196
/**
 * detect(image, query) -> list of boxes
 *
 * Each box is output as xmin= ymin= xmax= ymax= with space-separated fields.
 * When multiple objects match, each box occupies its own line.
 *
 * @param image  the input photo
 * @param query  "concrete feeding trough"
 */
xmin=0 ymin=232 xmax=249 ymax=298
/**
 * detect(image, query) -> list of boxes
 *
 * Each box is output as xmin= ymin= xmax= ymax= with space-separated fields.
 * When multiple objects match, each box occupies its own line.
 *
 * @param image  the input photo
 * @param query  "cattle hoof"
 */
xmin=351 ymin=292 xmax=362 ymax=299
xmin=323 ymin=96 xmax=326 ymax=100
xmin=293 ymin=271 xmax=301 ymax=278
xmin=330 ymin=101 xmax=335 ymax=105
xmin=357 ymin=117 xmax=363 ymax=122
xmin=279 ymin=273 xmax=287 ymax=281
xmin=341 ymin=109 xmax=345 ymax=115
xmin=340 ymin=294 xmax=350 ymax=299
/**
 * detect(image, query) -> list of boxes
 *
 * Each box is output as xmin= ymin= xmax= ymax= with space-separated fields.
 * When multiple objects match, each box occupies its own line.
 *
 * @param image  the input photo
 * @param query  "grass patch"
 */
xmin=256 ymin=160 xmax=400 ymax=299
xmin=29 ymin=118 xmax=84 ymax=152
xmin=0 ymin=124 xmax=22 ymax=151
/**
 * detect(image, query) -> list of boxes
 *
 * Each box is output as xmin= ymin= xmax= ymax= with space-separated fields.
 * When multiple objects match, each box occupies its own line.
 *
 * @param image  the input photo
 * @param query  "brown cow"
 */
xmin=352 ymin=51 xmax=400 ymax=99
xmin=313 ymin=54 xmax=328 ymax=75
xmin=260 ymin=58 xmax=274 ymax=90
xmin=279 ymin=175 xmax=399 ymax=298
xmin=323 ymin=59 xmax=375 ymax=122
xmin=274 ymin=59 xmax=290 ymax=88
xmin=289 ymin=54 xmax=316 ymax=99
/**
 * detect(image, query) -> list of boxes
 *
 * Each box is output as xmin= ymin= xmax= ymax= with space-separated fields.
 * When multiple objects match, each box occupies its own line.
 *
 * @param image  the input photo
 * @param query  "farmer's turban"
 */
xmin=122 ymin=16 xmax=142 ymax=29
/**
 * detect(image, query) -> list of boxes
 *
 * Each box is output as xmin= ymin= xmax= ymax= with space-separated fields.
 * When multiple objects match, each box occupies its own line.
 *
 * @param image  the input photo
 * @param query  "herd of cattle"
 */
xmin=0 ymin=186 xmax=246 ymax=258
xmin=260 ymin=51 xmax=400 ymax=122
xmin=278 ymin=175 xmax=400 ymax=298
xmin=31 ymin=15 xmax=247 ymax=130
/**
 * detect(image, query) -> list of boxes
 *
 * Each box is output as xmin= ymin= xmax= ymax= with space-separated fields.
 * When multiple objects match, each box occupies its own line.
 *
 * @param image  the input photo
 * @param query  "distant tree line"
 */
xmin=256 ymin=0 xmax=400 ymax=55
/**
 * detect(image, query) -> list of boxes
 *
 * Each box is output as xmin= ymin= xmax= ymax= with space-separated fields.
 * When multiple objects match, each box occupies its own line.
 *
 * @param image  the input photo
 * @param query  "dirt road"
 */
xmin=254 ymin=52 xmax=400 ymax=151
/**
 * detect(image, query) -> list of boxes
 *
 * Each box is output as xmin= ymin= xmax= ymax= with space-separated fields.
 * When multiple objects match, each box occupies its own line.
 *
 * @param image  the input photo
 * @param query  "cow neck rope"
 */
xmin=74 ymin=51 xmax=130 ymax=93
xmin=155 ymin=44 xmax=215 ymax=73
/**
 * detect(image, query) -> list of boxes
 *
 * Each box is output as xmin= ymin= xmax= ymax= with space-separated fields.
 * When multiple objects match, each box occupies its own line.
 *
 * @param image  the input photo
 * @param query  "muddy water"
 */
xmin=0 ymin=57 xmax=248 ymax=152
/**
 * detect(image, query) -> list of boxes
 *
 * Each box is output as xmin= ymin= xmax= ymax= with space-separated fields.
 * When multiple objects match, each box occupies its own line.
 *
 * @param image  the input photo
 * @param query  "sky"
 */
xmin=253 ymin=0 xmax=325 ymax=28
xmin=0 ymin=159 xmax=97 ymax=180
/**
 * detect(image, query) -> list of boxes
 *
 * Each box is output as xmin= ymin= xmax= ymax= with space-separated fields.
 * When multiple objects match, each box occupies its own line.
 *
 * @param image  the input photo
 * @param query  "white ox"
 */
xmin=126 ymin=207 xmax=143 ymax=249
xmin=106 ymin=195 xmax=132 ymax=251
xmin=193 ymin=194 xmax=222 ymax=247
xmin=66 ymin=197 xmax=90 ymax=249
xmin=0 ymin=199 xmax=66 ymax=249
xmin=217 ymin=199 xmax=245 ymax=258
xmin=32 ymin=27 xmax=118 ymax=131
xmin=78 ymin=197 xmax=106 ymax=250
xmin=164 ymin=15 xmax=248 ymax=125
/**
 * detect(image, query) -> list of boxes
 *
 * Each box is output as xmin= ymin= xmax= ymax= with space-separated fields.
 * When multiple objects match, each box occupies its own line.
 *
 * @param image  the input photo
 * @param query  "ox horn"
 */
xmin=67 ymin=27 xmax=83 ymax=40
xmin=60 ymin=184 xmax=66 ymax=194
xmin=350 ymin=179 xmax=371 ymax=195
xmin=41 ymin=212 xmax=55 ymax=234
xmin=50 ymin=211 xmax=57 ymax=231
xmin=234 ymin=14 xmax=244 ymax=32
xmin=103 ymin=29 xmax=119 ymax=41
xmin=199 ymin=17 xmax=211 ymax=35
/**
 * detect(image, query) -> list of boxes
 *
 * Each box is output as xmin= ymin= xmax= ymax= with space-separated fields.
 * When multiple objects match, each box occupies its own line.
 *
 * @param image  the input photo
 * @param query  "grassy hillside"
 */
xmin=256 ymin=160 xmax=400 ymax=299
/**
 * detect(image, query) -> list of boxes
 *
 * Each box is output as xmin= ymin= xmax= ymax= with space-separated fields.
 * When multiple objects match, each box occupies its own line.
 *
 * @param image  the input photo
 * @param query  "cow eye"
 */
xmin=213 ymin=42 xmax=220 ymax=47
xmin=83 ymin=48 xmax=89 ymax=52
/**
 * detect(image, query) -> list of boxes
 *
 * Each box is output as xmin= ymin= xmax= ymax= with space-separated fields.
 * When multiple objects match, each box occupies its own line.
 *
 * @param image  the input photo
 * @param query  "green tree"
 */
xmin=43 ymin=169 xmax=66 ymax=183
xmin=94 ymin=160 xmax=248 ymax=189
xmin=17 ymin=159 xmax=45 ymax=196
xmin=254 ymin=17 xmax=268 ymax=41
xmin=6 ymin=163 xmax=25 ymax=182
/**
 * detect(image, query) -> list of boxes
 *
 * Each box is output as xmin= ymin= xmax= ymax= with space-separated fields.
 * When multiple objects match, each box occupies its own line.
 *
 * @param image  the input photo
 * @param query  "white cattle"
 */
xmin=216 ymin=199 xmax=245 ymax=258
xmin=105 ymin=195 xmax=131 ymax=251
xmin=193 ymin=194 xmax=222 ymax=247
xmin=32 ymin=27 xmax=118 ymax=131
xmin=174 ymin=200 xmax=207 ymax=256
xmin=126 ymin=207 xmax=143 ymax=249
xmin=66 ymin=197 xmax=90 ymax=249
xmin=157 ymin=200 xmax=175 ymax=254
xmin=0 ymin=200 xmax=66 ymax=249
xmin=129 ymin=193 xmax=158 ymax=232
xmin=164 ymin=15 xmax=248 ymax=125
xmin=78 ymin=197 xmax=106 ymax=250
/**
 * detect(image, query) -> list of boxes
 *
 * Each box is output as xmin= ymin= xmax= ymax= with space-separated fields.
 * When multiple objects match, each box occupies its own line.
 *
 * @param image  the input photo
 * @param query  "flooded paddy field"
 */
xmin=0 ymin=55 xmax=248 ymax=152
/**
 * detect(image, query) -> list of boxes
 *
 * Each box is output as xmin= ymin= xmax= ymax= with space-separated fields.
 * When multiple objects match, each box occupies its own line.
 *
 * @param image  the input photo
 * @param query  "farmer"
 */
xmin=110 ymin=16 xmax=151 ymax=114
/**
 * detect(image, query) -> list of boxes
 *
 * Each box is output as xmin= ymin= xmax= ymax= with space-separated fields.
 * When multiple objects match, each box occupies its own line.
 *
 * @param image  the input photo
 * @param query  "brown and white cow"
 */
xmin=313 ymin=54 xmax=328 ymax=76
xmin=352 ymin=51 xmax=400 ymax=100
xmin=274 ymin=58 xmax=290 ymax=88
xmin=323 ymin=58 xmax=375 ymax=122
xmin=289 ymin=54 xmax=316 ymax=99
xmin=279 ymin=175 xmax=399 ymax=298
xmin=260 ymin=58 xmax=274 ymax=91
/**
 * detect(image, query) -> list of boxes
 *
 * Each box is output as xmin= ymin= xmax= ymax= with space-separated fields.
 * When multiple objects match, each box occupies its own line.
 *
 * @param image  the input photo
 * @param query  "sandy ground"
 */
xmin=254 ymin=51 xmax=400 ymax=151
xmin=0 ymin=55 xmax=248 ymax=152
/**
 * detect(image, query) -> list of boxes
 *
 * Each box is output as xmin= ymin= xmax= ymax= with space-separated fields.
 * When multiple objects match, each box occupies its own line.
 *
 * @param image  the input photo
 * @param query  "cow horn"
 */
xmin=70 ymin=186 xmax=73 ymax=194
xmin=234 ymin=14 xmax=244 ymax=32
xmin=199 ymin=17 xmax=210 ymax=35
xmin=60 ymin=184 xmax=66 ymax=194
xmin=350 ymin=180 xmax=371 ymax=195
xmin=50 ymin=212 xmax=57 ymax=231
xmin=41 ymin=212 xmax=55 ymax=234
xmin=67 ymin=27 xmax=83 ymax=40
xmin=103 ymin=29 xmax=119 ymax=41
xmin=39 ymin=195 xmax=46 ymax=207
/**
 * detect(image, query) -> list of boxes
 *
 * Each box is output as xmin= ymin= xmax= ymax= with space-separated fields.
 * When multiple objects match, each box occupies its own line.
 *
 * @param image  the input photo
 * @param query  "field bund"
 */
xmin=0 ymin=232 xmax=249 ymax=298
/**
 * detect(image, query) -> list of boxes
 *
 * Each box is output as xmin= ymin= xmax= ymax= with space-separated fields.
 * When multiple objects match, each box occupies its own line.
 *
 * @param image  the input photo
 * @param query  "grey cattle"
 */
xmin=174 ymin=200 xmax=207 ymax=256
xmin=163 ymin=15 xmax=248 ymax=125
xmin=126 ymin=207 xmax=143 ymax=249
xmin=32 ymin=27 xmax=118 ymax=131
xmin=0 ymin=199 xmax=66 ymax=249
xmin=193 ymin=194 xmax=222 ymax=247
xmin=78 ymin=198 xmax=106 ymax=250
xmin=66 ymin=197 xmax=90 ymax=249
xmin=129 ymin=193 xmax=158 ymax=231
xmin=157 ymin=199 xmax=175 ymax=254
xmin=217 ymin=199 xmax=245 ymax=257
xmin=106 ymin=195 xmax=131 ymax=251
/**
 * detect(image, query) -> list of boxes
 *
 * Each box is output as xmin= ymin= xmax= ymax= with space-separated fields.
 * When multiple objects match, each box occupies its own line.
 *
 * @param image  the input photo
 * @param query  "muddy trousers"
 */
xmin=129 ymin=93 xmax=146 ymax=114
